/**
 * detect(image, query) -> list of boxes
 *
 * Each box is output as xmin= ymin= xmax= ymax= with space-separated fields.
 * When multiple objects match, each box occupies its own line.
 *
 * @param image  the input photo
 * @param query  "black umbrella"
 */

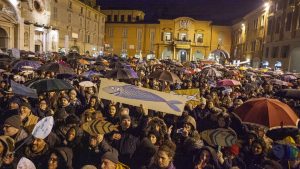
xmin=28 ymin=78 xmax=74 ymax=93
xmin=276 ymin=89 xmax=300 ymax=99
xmin=149 ymin=70 xmax=182 ymax=83
xmin=105 ymin=68 xmax=138 ymax=80
xmin=38 ymin=63 xmax=75 ymax=74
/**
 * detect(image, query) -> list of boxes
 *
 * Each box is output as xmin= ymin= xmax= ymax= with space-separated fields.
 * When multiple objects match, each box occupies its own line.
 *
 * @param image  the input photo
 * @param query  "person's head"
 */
xmin=48 ymin=147 xmax=73 ymax=169
xmin=20 ymin=102 xmax=32 ymax=119
xmin=39 ymin=99 xmax=48 ymax=111
xmin=120 ymin=115 xmax=131 ymax=130
xmin=156 ymin=141 xmax=176 ymax=169
xmin=100 ymin=149 xmax=119 ymax=169
xmin=89 ymin=96 xmax=98 ymax=107
xmin=89 ymin=134 xmax=104 ymax=148
xmin=69 ymin=90 xmax=77 ymax=100
xmin=109 ymin=104 xmax=117 ymax=117
xmin=251 ymin=139 xmax=266 ymax=156
xmin=66 ymin=127 xmax=76 ymax=142
xmin=0 ymin=136 xmax=15 ymax=158
xmin=148 ymin=130 xmax=160 ymax=145
xmin=119 ymin=107 xmax=129 ymax=116
xmin=193 ymin=147 xmax=217 ymax=169
xmin=3 ymin=115 xmax=21 ymax=137
xmin=31 ymin=137 xmax=47 ymax=153
xmin=183 ymin=116 xmax=197 ymax=132
xmin=60 ymin=96 xmax=70 ymax=107
xmin=207 ymin=101 xmax=214 ymax=109
xmin=9 ymin=99 xmax=20 ymax=110
xmin=246 ymin=131 xmax=258 ymax=146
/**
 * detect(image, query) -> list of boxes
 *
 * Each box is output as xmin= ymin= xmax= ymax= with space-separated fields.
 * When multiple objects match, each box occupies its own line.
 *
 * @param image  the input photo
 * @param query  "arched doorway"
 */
xmin=289 ymin=47 xmax=300 ymax=72
xmin=162 ymin=48 xmax=172 ymax=60
xmin=35 ymin=40 xmax=43 ymax=52
xmin=178 ymin=50 xmax=187 ymax=62
xmin=0 ymin=27 xmax=8 ymax=50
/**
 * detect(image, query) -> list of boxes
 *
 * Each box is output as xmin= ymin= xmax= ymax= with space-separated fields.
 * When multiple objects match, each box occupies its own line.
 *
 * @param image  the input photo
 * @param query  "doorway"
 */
xmin=178 ymin=50 xmax=187 ymax=62
xmin=0 ymin=27 xmax=8 ymax=50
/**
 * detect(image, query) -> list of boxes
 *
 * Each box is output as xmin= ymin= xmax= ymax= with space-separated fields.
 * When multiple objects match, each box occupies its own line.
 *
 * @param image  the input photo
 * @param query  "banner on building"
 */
xmin=98 ymin=78 xmax=188 ymax=116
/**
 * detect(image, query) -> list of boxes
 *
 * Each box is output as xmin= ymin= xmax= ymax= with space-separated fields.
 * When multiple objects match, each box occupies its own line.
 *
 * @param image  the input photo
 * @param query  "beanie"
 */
xmin=230 ymin=144 xmax=240 ymax=156
xmin=4 ymin=115 xmax=22 ymax=130
xmin=102 ymin=149 xmax=119 ymax=164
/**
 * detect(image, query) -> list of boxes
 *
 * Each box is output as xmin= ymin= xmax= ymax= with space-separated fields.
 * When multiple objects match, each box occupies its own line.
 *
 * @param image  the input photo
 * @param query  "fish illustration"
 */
xmin=103 ymin=85 xmax=182 ymax=112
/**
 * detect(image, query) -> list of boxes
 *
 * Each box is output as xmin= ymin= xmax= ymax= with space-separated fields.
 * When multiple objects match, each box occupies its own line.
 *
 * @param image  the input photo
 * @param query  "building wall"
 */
xmin=0 ymin=0 xmax=106 ymax=55
xmin=105 ymin=14 xmax=232 ymax=61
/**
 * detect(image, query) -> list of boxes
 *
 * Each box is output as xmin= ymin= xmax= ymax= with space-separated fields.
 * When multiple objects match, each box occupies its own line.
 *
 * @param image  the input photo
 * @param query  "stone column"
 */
xmin=190 ymin=47 xmax=193 ymax=61
xmin=173 ymin=45 xmax=176 ymax=60
xmin=29 ymin=24 xmax=35 ymax=52
xmin=17 ymin=18 xmax=24 ymax=50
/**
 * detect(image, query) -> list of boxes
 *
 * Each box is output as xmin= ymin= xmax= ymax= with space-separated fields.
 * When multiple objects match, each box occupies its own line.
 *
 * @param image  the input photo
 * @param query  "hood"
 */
xmin=183 ymin=115 xmax=197 ymax=130
xmin=55 ymin=147 xmax=73 ymax=169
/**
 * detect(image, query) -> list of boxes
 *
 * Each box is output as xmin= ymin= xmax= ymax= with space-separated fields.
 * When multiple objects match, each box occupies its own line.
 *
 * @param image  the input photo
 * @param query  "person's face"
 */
xmin=61 ymin=98 xmax=69 ymax=107
xmin=199 ymin=150 xmax=210 ymax=164
xmin=218 ymin=117 xmax=226 ymax=127
xmin=109 ymin=106 xmax=116 ymax=117
xmin=0 ymin=141 xmax=4 ymax=155
xmin=157 ymin=151 xmax=172 ymax=169
xmin=20 ymin=106 xmax=31 ymax=118
xmin=39 ymin=100 xmax=47 ymax=110
xmin=183 ymin=123 xmax=192 ymax=133
xmin=67 ymin=128 xmax=76 ymax=142
xmin=9 ymin=102 xmax=19 ymax=110
xmin=251 ymin=143 xmax=263 ymax=155
xmin=3 ymin=124 xmax=19 ymax=136
xmin=90 ymin=98 xmax=97 ymax=106
xmin=0 ymin=82 xmax=6 ymax=88
xmin=69 ymin=91 xmax=77 ymax=99
xmin=100 ymin=159 xmax=116 ymax=169
xmin=48 ymin=153 xmax=58 ymax=169
xmin=248 ymin=136 xmax=255 ymax=145
xmin=208 ymin=102 xmax=214 ymax=109
xmin=148 ymin=134 xmax=157 ymax=145
xmin=31 ymin=138 xmax=46 ymax=153
xmin=121 ymin=119 xmax=131 ymax=130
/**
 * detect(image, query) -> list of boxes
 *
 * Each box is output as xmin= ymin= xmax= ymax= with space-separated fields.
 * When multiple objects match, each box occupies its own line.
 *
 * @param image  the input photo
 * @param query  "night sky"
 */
xmin=97 ymin=0 xmax=264 ymax=25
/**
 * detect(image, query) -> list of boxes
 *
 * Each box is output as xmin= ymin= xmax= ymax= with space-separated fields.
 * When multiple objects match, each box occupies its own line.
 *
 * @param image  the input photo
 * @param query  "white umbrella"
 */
xmin=79 ymin=81 xmax=95 ymax=88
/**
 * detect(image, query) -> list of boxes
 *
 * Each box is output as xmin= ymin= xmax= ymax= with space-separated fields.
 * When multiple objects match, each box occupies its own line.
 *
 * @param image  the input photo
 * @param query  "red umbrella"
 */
xmin=217 ymin=79 xmax=241 ymax=86
xmin=234 ymin=98 xmax=299 ymax=129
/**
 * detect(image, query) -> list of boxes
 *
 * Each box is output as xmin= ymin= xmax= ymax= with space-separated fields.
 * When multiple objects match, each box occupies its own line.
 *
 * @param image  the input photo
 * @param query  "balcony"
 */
xmin=173 ymin=39 xmax=192 ymax=45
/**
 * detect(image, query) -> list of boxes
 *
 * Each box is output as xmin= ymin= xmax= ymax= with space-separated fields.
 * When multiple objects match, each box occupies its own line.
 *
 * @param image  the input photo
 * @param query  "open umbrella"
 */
xmin=38 ymin=63 xmax=75 ymax=74
xmin=234 ymin=98 xmax=299 ymax=129
xmin=149 ymin=70 xmax=182 ymax=83
xmin=270 ymin=79 xmax=290 ymax=86
xmin=200 ymin=67 xmax=222 ymax=77
xmin=217 ymin=79 xmax=241 ymax=87
xmin=28 ymin=78 xmax=74 ymax=93
xmin=275 ymin=89 xmax=300 ymax=99
xmin=79 ymin=81 xmax=95 ymax=88
xmin=282 ymin=74 xmax=297 ymax=81
xmin=105 ymin=68 xmax=138 ymax=80
xmin=12 ymin=60 xmax=41 ymax=71
xmin=81 ymin=70 xmax=103 ymax=78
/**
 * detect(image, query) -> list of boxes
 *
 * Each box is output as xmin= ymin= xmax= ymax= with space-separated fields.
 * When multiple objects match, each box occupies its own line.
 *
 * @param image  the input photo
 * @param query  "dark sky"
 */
xmin=97 ymin=0 xmax=263 ymax=25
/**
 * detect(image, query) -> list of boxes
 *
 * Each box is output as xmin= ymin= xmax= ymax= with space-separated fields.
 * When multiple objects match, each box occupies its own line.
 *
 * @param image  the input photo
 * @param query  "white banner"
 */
xmin=99 ymin=78 xmax=188 ymax=116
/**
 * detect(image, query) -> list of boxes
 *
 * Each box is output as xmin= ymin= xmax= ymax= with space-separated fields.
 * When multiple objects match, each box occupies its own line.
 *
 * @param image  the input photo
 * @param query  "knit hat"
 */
xmin=55 ymin=147 xmax=73 ymax=169
xmin=120 ymin=114 xmax=131 ymax=122
xmin=81 ymin=165 xmax=97 ymax=169
xmin=183 ymin=115 xmax=197 ymax=130
xmin=230 ymin=144 xmax=240 ymax=156
xmin=20 ymin=102 xmax=32 ymax=110
xmin=102 ymin=149 xmax=119 ymax=164
xmin=0 ymin=136 xmax=15 ymax=156
xmin=4 ymin=115 xmax=22 ymax=130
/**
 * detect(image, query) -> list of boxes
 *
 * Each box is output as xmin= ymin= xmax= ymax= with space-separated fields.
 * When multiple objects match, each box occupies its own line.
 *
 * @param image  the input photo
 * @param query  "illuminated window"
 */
xmin=267 ymin=17 xmax=273 ymax=35
xmin=81 ymin=7 xmax=83 ymax=14
xmin=53 ymin=7 xmax=58 ymax=19
xmin=179 ymin=33 xmax=187 ymax=41
xmin=136 ymin=16 xmax=140 ymax=21
xmin=285 ymin=12 xmax=293 ymax=31
xmin=122 ymin=40 xmax=127 ymax=50
xmin=150 ymin=31 xmax=155 ymax=51
xmin=163 ymin=32 xmax=171 ymax=41
xmin=68 ymin=13 xmax=72 ymax=23
xmin=195 ymin=33 xmax=203 ymax=43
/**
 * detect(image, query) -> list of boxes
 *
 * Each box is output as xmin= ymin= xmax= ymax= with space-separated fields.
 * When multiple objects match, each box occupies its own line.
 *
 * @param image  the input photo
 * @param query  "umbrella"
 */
xmin=217 ymin=79 xmax=241 ymax=86
xmin=56 ymin=73 xmax=77 ymax=79
xmin=78 ymin=59 xmax=90 ymax=65
xmin=239 ymin=66 xmax=248 ymax=71
xmin=81 ymin=70 xmax=103 ymax=78
xmin=38 ymin=63 xmax=75 ymax=74
xmin=283 ymin=74 xmax=297 ymax=81
xmin=12 ymin=60 xmax=41 ymax=71
xmin=276 ymin=89 xmax=300 ymax=99
xmin=234 ymin=98 xmax=299 ymax=129
xmin=200 ymin=67 xmax=222 ymax=77
xmin=28 ymin=78 xmax=74 ymax=93
xmin=149 ymin=70 xmax=182 ymax=83
xmin=79 ymin=81 xmax=95 ymax=88
xmin=270 ymin=79 xmax=290 ymax=86
xmin=105 ymin=68 xmax=138 ymax=80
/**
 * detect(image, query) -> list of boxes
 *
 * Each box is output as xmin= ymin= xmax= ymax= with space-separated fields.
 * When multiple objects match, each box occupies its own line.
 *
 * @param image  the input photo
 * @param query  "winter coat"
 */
xmin=54 ymin=147 xmax=74 ymax=169
xmin=22 ymin=113 xmax=39 ymax=133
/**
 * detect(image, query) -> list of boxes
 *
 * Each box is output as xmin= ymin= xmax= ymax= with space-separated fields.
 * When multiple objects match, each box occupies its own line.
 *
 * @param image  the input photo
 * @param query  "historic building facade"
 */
xmin=103 ymin=9 xmax=232 ymax=61
xmin=0 ymin=0 xmax=106 ymax=54
xmin=231 ymin=0 xmax=300 ymax=72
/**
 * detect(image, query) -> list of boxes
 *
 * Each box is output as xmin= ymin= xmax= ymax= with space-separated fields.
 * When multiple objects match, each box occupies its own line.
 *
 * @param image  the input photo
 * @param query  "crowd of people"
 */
xmin=0 ymin=53 xmax=299 ymax=169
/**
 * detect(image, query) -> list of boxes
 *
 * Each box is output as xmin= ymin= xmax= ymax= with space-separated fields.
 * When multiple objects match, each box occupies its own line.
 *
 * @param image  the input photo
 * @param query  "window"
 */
xmin=137 ymin=29 xmax=143 ymax=50
xmin=253 ymin=18 xmax=258 ymax=30
xmin=285 ymin=12 xmax=293 ymax=31
xmin=53 ymin=7 xmax=58 ymax=19
xmin=275 ymin=17 xmax=281 ymax=34
xmin=108 ymin=28 xmax=113 ymax=37
xmin=69 ymin=1 xmax=72 ymax=9
xmin=107 ymin=15 xmax=112 ymax=22
xmin=122 ymin=40 xmax=127 ymax=50
xmin=122 ymin=28 xmax=128 ymax=38
xmin=272 ymin=47 xmax=279 ymax=58
xmin=267 ymin=17 xmax=273 ymax=35
xmin=195 ymin=33 xmax=203 ymax=43
xmin=81 ymin=7 xmax=83 ymax=14
xmin=68 ymin=13 xmax=72 ymax=23
xmin=179 ymin=33 xmax=187 ymax=41
xmin=128 ymin=15 xmax=132 ymax=22
xmin=265 ymin=47 xmax=269 ymax=58
xmin=163 ymin=32 xmax=172 ymax=41
xmin=114 ymin=15 xmax=118 ymax=22
xmin=281 ymin=45 xmax=289 ymax=58
xmin=121 ymin=15 xmax=125 ymax=22
xmin=150 ymin=31 xmax=155 ymax=51
xmin=251 ymin=41 xmax=256 ymax=51
xmin=136 ymin=16 xmax=140 ymax=21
